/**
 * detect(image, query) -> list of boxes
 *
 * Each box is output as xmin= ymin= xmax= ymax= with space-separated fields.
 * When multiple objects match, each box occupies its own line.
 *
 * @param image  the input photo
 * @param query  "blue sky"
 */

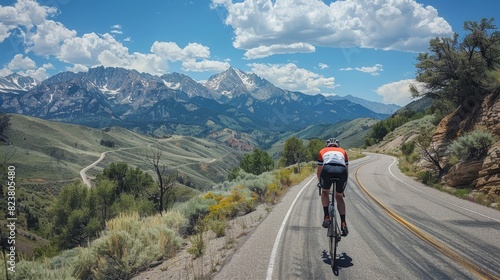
xmin=0 ymin=0 xmax=498 ymax=106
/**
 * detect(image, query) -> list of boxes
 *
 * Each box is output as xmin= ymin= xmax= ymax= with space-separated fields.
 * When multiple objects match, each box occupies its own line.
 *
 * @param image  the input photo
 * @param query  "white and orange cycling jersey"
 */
xmin=317 ymin=147 xmax=349 ymax=166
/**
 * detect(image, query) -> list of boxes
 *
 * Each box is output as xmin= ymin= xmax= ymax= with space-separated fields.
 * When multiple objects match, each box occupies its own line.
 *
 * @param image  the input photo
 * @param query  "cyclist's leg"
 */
xmin=320 ymin=167 xmax=334 ymax=227
xmin=333 ymin=166 xmax=349 ymax=236
xmin=320 ymin=167 xmax=334 ymax=209
xmin=333 ymin=166 xmax=348 ymax=214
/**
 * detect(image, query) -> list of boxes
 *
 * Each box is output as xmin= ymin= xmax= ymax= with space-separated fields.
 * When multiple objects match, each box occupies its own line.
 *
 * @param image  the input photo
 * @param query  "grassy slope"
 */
xmin=0 ymin=114 xmax=247 ymax=255
xmin=368 ymin=114 xmax=435 ymax=154
xmin=1 ymin=114 xmax=244 ymax=190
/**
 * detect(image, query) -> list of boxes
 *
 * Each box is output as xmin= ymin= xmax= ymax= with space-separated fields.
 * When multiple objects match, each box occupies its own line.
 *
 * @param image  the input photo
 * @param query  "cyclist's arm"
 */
xmin=316 ymin=164 xmax=323 ymax=182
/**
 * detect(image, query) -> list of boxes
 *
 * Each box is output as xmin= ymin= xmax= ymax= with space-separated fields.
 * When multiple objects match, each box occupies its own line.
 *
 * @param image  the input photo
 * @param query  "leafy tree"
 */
xmin=90 ymin=178 xmax=116 ymax=228
xmin=306 ymin=138 xmax=324 ymax=162
xmin=227 ymin=167 xmax=241 ymax=181
xmin=102 ymin=162 xmax=129 ymax=194
xmin=401 ymin=141 xmax=416 ymax=156
xmin=50 ymin=182 xmax=93 ymax=249
xmin=124 ymin=166 xmax=155 ymax=197
xmin=411 ymin=18 xmax=500 ymax=114
xmin=279 ymin=137 xmax=305 ymax=167
xmin=240 ymin=148 xmax=274 ymax=175
xmin=370 ymin=121 xmax=389 ymax=143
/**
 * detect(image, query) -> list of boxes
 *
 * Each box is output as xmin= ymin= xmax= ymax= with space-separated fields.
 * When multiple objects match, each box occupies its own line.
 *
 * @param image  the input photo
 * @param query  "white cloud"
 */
xmin=27 ymin=19 xmax=77 ymax=56
xmin=0 ymin=0 xmax=57 ymax=31
xmin=182 ymin=59 xmax=230 ymax=72
xmin=375 ymin=79 xmax=424 ymax=106
xmin=249 ymin=62 xmax=335 ymax=94
xmin=7 ymin=54 xmax=36 ymax=70
xmin=58 ymin=33 xmax=128 ymax=65
xmin=0 ymin=54 xmax=48 ymax=81
xmin=151 ymin=41 xmax=211 ymax=61
xmin=212 ymin=0 xmax=453 ymax=58
xmin=319 ymin=63 xmax=329 ymax=69
xmin=24 ymin=67 xmax=49 ymax=81
xmin=243 ymin=42 xmax=315 ymax=59
xmin=0 ymin=1 xmax=229 ymax=77
xmin=66 ymin=64 xmax=89 ymax=73
xmin=340 ymin=63 xmax=383 ymax=76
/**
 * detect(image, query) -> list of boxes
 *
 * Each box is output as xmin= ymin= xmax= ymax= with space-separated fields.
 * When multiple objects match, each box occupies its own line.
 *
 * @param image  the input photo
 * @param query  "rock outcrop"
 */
xmin=432 ymin=92 xmax=499 ymax=195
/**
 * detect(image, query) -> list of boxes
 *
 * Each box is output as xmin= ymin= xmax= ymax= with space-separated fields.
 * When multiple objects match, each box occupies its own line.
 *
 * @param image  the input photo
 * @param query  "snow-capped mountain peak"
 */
xmin=0 ymin=73 xmax=38 ymax=93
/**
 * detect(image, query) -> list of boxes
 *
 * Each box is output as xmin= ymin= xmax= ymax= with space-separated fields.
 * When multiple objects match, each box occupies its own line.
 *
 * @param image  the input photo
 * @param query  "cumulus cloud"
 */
xmin=26 ymin=20 xmax=77 ymax=56
xmin=376 ymin=79 xmax=424 ymax=106
xmin=182 ymin=59 xmax=230 ymax=72
xmin=243 ymin=42 xmax=315 ymax=59
xmin=7 ymin=54 xmax=36 ymax=70
xmin=340 ymin=63 xmax=383 ymax=76
xmin=0 ymin=0 xmax=229 ymax=77
xmin=1 ymin=54 xmax=50 ymax=81
xmin=212 ymin=0 xmax=453 ymax=58
xmin=249 ymin=62 xmax=335 ymax=94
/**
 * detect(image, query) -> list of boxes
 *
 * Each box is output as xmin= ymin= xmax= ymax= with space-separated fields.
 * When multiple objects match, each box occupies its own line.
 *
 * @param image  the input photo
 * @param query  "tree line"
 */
xmin=229 ymin=136 xmax=325 ymax=179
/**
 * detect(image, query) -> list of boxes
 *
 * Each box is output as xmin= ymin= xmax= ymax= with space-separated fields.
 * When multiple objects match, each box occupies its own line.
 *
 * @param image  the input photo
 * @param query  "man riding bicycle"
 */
xmin=316 ymin=138 xmax=349 ymax=236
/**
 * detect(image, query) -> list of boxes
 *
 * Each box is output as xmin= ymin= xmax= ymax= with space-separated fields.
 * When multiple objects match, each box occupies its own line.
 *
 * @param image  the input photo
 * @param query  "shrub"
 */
xmin=202 ymin=186 xmax=257 ymax=223
xmin=206 ymin=218 xmax=227 ymax=238
xmin=175 ymin=196 xmax=215 ymax=234
xmin=417 ymin=170 xmax=438 ymax=185
xmin=6 ymin=260 xmax=76 ymax=280
xmin=401 ymin=141 xmax=415 ymax=156
xmin=77 ymin=212 xmax=184 ymax=279
xmin=450 ymin=130 xmax=494 ymax=161
xmin=188 ymin=221 xmax=206 ymax=258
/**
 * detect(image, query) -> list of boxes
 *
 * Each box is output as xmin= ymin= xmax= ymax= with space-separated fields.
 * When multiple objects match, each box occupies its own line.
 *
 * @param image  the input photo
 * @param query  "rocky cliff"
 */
xmin=434 ymin=92 xmax=499 ymax=197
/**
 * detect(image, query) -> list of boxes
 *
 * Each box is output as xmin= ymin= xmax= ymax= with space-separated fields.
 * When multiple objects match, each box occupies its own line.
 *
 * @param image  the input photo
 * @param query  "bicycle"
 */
xmin=318 ymin=177 xmax=342 ymax=269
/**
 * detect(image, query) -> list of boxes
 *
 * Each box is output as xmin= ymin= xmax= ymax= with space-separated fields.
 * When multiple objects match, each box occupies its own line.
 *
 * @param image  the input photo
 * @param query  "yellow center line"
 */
xmin=354 ymin=164 xmax=497 ymax=280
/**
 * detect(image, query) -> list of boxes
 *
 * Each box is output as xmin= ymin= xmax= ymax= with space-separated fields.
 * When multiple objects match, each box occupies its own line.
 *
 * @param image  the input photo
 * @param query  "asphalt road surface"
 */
xmin=213 ymin=153 xmax=500 ymax=280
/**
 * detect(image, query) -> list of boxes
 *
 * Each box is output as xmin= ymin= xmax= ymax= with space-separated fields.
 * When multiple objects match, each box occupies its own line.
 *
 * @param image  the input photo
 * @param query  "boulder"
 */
xmin=443 ymin=160 xmax=483 ymax=188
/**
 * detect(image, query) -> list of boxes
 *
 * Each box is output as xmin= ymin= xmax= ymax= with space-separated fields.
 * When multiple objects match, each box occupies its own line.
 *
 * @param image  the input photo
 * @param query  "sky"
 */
xmin=0 ymin=0 xmax=498 ymax=106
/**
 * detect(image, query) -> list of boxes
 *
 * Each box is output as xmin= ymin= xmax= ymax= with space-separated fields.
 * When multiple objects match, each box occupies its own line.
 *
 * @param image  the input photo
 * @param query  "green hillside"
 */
xmin=0 ymin=114 xmax=244 ymax=191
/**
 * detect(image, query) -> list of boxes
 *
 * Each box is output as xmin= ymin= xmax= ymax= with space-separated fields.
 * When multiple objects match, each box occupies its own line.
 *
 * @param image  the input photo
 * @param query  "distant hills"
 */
xmin=0 ymin=67 xmax=397 ymax=146
xmin=0 ymin=114 xmax=242 ymax=190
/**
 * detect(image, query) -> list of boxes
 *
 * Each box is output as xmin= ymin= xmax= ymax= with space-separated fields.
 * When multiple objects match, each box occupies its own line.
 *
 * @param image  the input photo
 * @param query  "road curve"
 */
xmin=213 ymin=153 xmax=500 ymax=280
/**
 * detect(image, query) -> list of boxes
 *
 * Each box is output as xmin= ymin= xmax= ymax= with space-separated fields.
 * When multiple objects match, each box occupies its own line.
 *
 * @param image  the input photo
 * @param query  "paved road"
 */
xmin=213 ymin=153 xmax=500 ymax=279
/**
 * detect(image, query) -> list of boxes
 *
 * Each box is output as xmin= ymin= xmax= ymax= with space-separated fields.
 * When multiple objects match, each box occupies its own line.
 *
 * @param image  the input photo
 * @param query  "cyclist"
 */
xmin=316 ymin=138 xmax=349 ymax=236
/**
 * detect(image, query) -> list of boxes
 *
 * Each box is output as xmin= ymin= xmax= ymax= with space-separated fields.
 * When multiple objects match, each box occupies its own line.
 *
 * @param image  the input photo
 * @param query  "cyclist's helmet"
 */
xmin=325 ymin=138 xmax=340 ymax=147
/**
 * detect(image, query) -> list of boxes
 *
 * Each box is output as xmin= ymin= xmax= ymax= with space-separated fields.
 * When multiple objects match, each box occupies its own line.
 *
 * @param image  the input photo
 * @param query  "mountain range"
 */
xmin=0 ymin=67 xmax=397 ymax=144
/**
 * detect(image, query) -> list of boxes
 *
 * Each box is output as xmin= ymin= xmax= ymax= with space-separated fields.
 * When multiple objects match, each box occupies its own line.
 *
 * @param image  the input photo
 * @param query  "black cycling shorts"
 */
xmin=320 ymin=164 xmax=348 ymax=193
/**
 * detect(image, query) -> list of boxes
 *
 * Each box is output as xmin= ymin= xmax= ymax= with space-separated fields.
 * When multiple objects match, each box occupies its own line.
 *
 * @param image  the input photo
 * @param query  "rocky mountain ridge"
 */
xmin=0 ymin=67 xmax=392 ymax=142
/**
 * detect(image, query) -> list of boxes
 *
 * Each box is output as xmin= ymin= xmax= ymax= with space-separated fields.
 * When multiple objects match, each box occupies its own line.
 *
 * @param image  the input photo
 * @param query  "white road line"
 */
xmin=387 ymin=157 xmax=500 ymax=223
xmin=266 ymin=176 xmax=315 ymax=280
